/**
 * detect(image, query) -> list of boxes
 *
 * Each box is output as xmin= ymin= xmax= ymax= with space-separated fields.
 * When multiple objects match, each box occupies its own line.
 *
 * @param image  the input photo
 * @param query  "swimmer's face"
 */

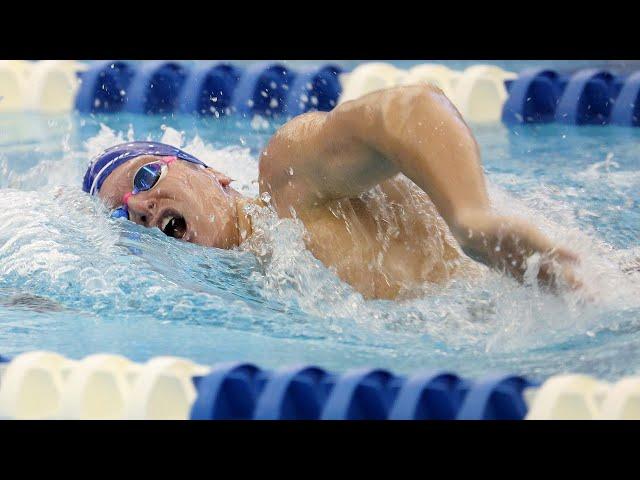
xmin=98 ymin=155 xmax=242 ymax=248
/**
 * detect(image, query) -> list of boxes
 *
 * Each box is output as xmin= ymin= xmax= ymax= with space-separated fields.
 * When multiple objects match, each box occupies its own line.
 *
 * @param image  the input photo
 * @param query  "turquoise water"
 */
xmin=1 ymin=104 xmax=639 ymax=381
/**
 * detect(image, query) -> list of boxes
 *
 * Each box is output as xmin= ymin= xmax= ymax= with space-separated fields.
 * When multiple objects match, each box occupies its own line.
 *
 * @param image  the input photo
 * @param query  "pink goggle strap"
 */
xmin=122 ymin=191 xmax=134 ymax=206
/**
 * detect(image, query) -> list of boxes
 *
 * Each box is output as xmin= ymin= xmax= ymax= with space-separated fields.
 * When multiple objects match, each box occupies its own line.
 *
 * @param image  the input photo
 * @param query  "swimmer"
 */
xmin=84 ymin=85 xmax=580 ymax=300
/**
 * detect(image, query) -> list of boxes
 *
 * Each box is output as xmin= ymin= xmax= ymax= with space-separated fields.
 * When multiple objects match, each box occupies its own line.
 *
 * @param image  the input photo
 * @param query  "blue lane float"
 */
xmin=610 ymin=71 xmax=640 ymax=126
xmin=253 ymin=365 xmax=335 ymax=420
xmin=188 ymin=364 xmax=533 ymax=420
xmin=502 ymin=69 xmax=566 ymax=124
xmin=190 ymin=362 xmax=267 ymax=420
xmin=554 ymin=69 xmax=620 ymax=125
xmin=502 ymin=67 xmax=640 ymax=126
xmin=285 ymin=64 xmax=342 ymax=116
xmin=230 ymin=62 xmax=297 ymax=117
xmin=388 ymin=371 xmax=467 ymax=420
xmin=74 ymin=60 xmax=136 ymax=113
xmin=124 ymin=61 xmax=188 ymax=115
xmin=320 ymin=368 xmax=400 ymax=420
xmin=456 ymin=374 xmax=534 ymax=420
xmin=75 ymin=61 xmax=342 ymax=118
xmin=177 ymin=62 xmax=242 ymax=116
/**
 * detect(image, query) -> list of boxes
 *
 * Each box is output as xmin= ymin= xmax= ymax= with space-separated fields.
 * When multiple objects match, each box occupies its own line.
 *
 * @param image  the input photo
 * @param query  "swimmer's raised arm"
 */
xmin=259 ymin=84 xmax=579 ymax=289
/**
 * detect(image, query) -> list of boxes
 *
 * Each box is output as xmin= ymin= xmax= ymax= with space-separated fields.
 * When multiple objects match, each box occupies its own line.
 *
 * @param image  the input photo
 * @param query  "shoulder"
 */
xmin=262 ymin=111 xmax=328 ymax=158
xmin=257 ymin=111 xmax=328 ymax=193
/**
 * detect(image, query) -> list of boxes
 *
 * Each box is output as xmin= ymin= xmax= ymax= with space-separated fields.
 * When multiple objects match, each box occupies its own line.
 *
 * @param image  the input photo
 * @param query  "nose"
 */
xmin=126 ymin=195 xmax=157 ymax=227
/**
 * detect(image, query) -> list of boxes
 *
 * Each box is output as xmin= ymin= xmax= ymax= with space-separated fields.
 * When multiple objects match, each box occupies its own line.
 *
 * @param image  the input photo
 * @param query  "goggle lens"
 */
xmin=133 ymin=162 xmax=164 ymax=192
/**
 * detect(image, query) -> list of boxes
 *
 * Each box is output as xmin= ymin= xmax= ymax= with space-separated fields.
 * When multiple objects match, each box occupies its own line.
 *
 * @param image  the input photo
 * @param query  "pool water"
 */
xmin=1 ymin=101 xmax=639 ymax=382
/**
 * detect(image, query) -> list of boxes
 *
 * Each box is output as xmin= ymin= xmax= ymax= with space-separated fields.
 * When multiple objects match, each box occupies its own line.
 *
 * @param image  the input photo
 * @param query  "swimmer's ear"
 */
xmin=206 ymin=167 xmax=233 ymax=187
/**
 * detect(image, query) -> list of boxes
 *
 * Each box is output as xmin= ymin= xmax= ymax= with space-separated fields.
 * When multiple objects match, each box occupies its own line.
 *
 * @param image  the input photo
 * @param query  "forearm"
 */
xmin=456 ymin=211 xmax=578 ymax=288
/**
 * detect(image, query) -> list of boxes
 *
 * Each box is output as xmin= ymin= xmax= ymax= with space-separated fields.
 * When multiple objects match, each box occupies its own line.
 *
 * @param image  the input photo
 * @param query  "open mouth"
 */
xmin=159 ymin=212 xmax=187 ymax=240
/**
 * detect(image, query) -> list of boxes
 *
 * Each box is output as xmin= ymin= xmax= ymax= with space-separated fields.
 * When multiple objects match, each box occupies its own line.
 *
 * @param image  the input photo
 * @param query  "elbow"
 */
xmin=377 ymin=84 xmax=458 ymax=142
xmin=382 ymin=84 xmax=448 ymax=114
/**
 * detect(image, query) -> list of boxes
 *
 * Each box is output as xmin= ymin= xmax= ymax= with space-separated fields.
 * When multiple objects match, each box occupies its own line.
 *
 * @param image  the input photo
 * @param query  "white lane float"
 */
xmin=400 ymin=64 xmax=459 ymax=100
xmin=338 ymin=62 xmax=406 ymax=103
xmin=0 ymin=352 xmax=208 ymax=419
xmin=125 ymin=356 xmax=209 ymax=420
xmin=338 ymin=62 xmax=515 ymax=123
xmin=0 ymin=351 xmax=74 ymax=419
xmin=452 ymin=65 xmax=516 ymax=123
xmin=58 ymin=354 xmax=136 ymax=420
xmin=598 ymin=376 xmax=640 ymax=420
xmin=524 ymin=374 xmax=610 ymax=420
xmin=0 ymin=60 xmax=28 ymax=112
xmin=24 ymin=60 xmax=87 ymax=113
xmin=0 ymin=60 xmax=87 ymax=113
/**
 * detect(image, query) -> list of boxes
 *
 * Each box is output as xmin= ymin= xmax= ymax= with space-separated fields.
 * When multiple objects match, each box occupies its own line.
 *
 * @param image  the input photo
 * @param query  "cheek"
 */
xmin=190 ymin=181 xmax=230 ymax=218
xmin=180 ymin=176 xmax=237 ymax=243
xmin=98 ymin=191 xmax=120 ymax=210
xmin=208 ymin=203 xmax=234 ymax=235
xmin=181 ymin=193 xmax=222 ymax=238
xmin=207 ymin=202 xmax=238 ymax=246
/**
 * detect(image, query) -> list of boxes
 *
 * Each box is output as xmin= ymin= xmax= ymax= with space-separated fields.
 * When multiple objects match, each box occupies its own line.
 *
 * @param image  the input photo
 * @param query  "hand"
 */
xmin=537 ymin=247 xmax=583 ymax=292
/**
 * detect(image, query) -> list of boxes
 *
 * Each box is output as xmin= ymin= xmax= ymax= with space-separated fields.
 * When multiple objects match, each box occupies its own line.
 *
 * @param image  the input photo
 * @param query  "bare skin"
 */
xmin=98 ymin=84 xmax=580 ymax=300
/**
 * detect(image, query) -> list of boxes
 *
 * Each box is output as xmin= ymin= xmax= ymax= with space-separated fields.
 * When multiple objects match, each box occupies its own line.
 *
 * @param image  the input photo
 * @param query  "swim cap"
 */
xmin=82 ymin=141 xmax=208 ymax=195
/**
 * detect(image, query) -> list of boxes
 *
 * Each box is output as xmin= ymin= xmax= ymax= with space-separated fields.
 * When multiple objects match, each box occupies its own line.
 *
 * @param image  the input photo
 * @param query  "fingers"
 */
xmin=537 ymin=249 xmax=586 ymax=296
xmin=551 ymin=246 xmax=580 ymax=265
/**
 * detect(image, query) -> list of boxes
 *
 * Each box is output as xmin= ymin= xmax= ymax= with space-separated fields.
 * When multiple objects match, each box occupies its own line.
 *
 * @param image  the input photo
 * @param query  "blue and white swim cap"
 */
xmin=82 ymin=141 xmax=208 ymax=195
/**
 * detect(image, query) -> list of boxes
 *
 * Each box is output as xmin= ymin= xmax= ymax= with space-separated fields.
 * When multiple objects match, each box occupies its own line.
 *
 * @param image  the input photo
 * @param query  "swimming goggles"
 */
xmin=110 ymin=156 xmax=177 ymax=220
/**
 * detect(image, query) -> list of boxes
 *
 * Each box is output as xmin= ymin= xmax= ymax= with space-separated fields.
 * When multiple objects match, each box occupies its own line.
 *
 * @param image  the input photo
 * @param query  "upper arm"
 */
xmin=258 ymin=83 xmax=488 ymax=228
xmin=258 ymin=101 xmax=396 ymax=216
